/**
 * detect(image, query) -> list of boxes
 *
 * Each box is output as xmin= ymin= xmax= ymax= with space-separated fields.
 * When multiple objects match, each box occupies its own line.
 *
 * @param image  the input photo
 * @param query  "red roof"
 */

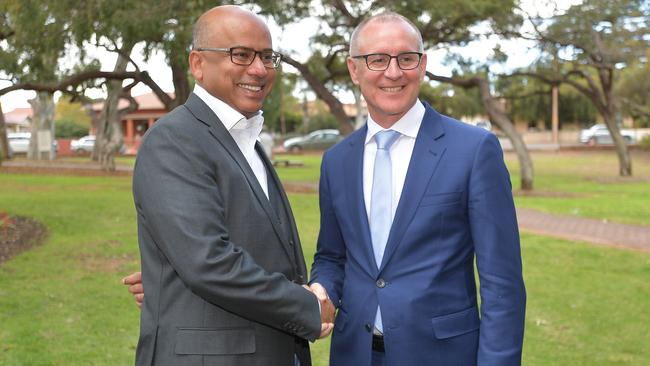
xmin=92 ymin=92 xmax=174 ymax=112
xmin=3 ymin=107 xmax=32 ymax=125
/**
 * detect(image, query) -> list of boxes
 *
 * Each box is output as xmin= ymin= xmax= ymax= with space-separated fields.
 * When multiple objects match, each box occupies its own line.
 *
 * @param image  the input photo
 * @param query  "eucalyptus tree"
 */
xmin=0 ymin=0 xmax=73 ymax=160
xmin=515 ymin=0 xmax=649 ymax=176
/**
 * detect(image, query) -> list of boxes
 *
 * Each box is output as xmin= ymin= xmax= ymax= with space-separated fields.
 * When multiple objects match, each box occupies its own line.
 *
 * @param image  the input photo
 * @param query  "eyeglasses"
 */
xmin=194 ymin=46 xmax=282 ymax=69
xmin=351 ymin=52 xmax=423 ymax=71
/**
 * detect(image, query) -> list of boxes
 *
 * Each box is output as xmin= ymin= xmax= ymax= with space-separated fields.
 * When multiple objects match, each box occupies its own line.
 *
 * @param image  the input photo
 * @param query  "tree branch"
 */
xmin=0 ymin=70 xmax=144 ymax=96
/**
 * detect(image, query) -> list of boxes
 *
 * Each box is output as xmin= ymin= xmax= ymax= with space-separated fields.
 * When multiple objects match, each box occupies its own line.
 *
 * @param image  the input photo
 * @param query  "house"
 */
xmin=3 ymin=107 xmax=32 ymax=132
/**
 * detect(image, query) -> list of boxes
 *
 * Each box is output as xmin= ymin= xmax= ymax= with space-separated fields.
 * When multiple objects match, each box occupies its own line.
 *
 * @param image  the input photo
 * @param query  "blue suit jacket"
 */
xmin=311 ymin=103 xmax=526 ymax=366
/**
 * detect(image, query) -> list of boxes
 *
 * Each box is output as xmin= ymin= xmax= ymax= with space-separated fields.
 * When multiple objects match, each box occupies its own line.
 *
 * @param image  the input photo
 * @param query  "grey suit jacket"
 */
xmin=133 ymin=93 xmax=321 ymax=366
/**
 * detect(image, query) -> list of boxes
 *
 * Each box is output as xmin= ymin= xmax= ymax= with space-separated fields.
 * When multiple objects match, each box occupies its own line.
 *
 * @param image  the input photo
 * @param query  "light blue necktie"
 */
xmin=370 ymin=129 xmax=400 ymax=333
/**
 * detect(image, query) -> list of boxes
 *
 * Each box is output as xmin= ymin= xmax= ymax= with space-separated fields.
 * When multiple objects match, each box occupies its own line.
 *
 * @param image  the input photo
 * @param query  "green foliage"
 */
xmin=497 ymin=74 xmax=598 ymax=128
xmin=616 ymin=51 xmax=650 ymax=127
xmin=639 ymin=135 xmax=650 ymax=151
xmin=307 ymin=111 xmax=339 ymax=131
xmin=55 ymin=96 xmax=91 ymax=126
xmin=420 ymin=82 xmax=483 ymax=120
xmin=55 ymin=119 xmax=89 ymax=138
xmin=543 ymin=0 xmax=649 ymax=67
xmin=263 ymin=69 xmax=304 ymax=133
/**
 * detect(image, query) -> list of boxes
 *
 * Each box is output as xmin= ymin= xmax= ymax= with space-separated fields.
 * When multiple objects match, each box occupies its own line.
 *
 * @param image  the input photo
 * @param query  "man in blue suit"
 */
xmin=309 ymin=12 xmax=526 ymax=366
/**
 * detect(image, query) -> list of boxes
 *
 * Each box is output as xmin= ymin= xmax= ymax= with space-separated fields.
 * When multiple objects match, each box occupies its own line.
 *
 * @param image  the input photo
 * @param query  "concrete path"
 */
xmin=2 ymin=160 xmax=649 ymax=252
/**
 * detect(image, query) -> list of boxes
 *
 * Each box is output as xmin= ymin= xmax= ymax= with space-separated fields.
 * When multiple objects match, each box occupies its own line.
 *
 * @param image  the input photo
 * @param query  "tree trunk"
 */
xmin=0 ymin=103 xmax=8 ymax=163
xmin=282 ymin=56 xmax=353 ymax=135
xmin=426 ymin=71 xmax=534 ymax=190
xmin=352 ymin=88 xmax=365 ymax=130
xmin=27 ymin=92 xmax=55 ymax=160
xmin=96 ymin=44 xmax=134 ymax=171
xmin=602 ymin=112 xmax=632 ymax=176
xmin=475 ymin=78 xmax=534 ymax=190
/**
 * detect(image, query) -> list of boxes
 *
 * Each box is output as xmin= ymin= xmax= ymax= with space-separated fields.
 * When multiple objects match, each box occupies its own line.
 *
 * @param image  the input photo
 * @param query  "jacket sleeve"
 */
xmin=133 ymin=121 xmax=321 ymax=341
xmin=468 ymin=133 xmax=527 ymax=365
xmin=310 ymin=150 xmax=347 ymax=307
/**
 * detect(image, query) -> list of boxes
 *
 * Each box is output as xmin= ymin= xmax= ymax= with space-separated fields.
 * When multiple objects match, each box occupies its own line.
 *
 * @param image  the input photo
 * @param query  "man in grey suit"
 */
xmin=124 ymin=5 xmax=334 ymax=366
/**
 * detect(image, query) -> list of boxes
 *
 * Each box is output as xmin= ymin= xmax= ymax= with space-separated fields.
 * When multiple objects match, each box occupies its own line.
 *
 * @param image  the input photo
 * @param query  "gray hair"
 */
xmin=349 ymin=12 xmax=424 ymax=55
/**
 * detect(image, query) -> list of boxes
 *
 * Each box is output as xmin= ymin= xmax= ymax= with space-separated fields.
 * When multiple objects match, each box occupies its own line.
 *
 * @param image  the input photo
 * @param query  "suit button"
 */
xmin=376 ymin=278 xmax=386 ymax=288
xmin=289 ymin=240 xmax=294 ymax=246
xmin=365 ymin=323 xmax=373 ymax=332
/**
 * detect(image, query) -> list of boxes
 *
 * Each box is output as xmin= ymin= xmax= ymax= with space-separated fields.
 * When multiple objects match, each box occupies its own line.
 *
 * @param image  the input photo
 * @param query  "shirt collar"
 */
xmin=193 ymin=84 xmax=263 ymax=131
xmin=365 ymin=99 xmax=425 ymax=144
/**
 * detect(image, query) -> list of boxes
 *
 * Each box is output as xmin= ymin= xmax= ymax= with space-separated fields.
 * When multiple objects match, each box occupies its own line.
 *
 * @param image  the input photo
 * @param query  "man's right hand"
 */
xmin=305 ymin=283 xmax=336 ymax=338
xmin=122 ymin=271 xmax=144 ymax=309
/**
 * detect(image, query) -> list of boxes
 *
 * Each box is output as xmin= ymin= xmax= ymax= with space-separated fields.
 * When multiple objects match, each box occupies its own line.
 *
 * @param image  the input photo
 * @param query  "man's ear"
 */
xmin=418 ymin=53 xmax=427 ymax=81
xmin=188 ymin=51 xmax=203 ymax=82
xmin=347 ymin=57 xmax=360 ymax=85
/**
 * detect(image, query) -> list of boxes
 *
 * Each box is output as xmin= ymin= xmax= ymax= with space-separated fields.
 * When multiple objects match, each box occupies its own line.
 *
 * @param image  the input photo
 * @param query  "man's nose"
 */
xmin=247 ymin=54 xmax=269 ymax=77
xmin=383 ymin=58 xmax=403 ymax=79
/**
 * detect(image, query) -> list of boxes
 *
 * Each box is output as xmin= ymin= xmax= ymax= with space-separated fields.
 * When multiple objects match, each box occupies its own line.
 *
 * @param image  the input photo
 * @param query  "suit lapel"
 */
xmin=379 ymin=104 xmax=447 ymax=272
xmin=183 ymin=94 xmax=293 ymax=260
xmin=343 ymin=126 xmax=379 ymax=276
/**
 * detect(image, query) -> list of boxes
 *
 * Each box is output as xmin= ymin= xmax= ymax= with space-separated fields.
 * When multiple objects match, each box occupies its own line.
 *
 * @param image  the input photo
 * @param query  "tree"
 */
xmin=427 ymin=70 xmax=535 ymax=190
xmin=0 ymin=0 xmax=72 ymax=160
xmin=497 ymin=70 xmax=598 ymax=128
xmin=281 ymin=0 xmax=520 ymax=134
xmin=517 ymin=0 xmax=650 ymax=176
xmin=616 ymin=51 xmax=650 ymax=127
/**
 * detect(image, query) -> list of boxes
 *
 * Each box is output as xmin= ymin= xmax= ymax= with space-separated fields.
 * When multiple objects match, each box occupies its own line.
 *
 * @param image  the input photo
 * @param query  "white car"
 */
xmin=7 ymin=132 xmax=32 ymax=155
xmin=71 ymin=135 xmax=96 ymax=153
xmin=579 ymin=124 xmax=634 ymax=145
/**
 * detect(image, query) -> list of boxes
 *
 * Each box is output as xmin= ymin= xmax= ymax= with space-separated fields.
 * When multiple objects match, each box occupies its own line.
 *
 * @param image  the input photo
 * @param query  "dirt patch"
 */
xmin=514 ymin=190 xmax=584 ymax=198
xmin=282 ymin=182 xmax=318 ymax=194
xmin=0 ymin=214 xmax=48 ymax=265
xmin=0 ymin=166 xmax=131 ymax=177
xmin=585 ymin=176 xmax=650 ymax=184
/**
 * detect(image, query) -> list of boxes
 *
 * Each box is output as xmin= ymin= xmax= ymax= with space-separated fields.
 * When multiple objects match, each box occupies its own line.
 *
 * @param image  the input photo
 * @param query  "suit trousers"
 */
xmin=372 ymin=351 xmax=386 ymax=366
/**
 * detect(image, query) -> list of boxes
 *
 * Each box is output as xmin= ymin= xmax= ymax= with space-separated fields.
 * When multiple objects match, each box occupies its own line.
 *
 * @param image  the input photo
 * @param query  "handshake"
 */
xmin=122 ymin=273 xmax=336 ymax=339
xmin=303 ymin=283 xmax=336 ymax=339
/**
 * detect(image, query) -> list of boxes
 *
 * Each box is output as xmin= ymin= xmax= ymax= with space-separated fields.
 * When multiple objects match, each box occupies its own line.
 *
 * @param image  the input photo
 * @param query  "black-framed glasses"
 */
xmin=194 ymin=46 xmax=282 ymax=69
xmin=351 ymin=52 xmax=423 ymax=71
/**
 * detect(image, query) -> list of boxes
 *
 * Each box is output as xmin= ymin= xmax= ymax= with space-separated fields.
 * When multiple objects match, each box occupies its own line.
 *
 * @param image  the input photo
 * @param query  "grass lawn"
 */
xmin=507 ymin=149 xmax=650 ymax=226
xmin=0 ymin=148 xmax=649 ymax=365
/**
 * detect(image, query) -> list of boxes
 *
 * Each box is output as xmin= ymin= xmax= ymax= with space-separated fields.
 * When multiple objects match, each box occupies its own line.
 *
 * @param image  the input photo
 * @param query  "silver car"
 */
xmin=71 ymin=135 xmax=96 ymax=153
xmin=579 ymin=124 xmax=634 ymax=145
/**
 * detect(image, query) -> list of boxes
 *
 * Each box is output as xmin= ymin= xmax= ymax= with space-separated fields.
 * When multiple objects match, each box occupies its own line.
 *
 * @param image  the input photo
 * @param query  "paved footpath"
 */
xmin=3 ymin=160 xmax=649 ymax=252
xmin=517 ymin=208 xmax=650 ymax=252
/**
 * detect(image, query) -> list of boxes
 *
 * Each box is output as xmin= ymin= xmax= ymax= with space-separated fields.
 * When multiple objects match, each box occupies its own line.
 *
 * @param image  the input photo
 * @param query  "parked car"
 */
xmin=7 ymin=132 xmax=31 ymax=155
xmin=283 ymin=129 xmax=342 ymax=152
xmin=474 ymin=120 xmax=492 ymax=131
xmin=71 ymin=135 xmax=96 ymax=153
xmin=6 ymin=132 xmax=58 ymax=157
xmin=579 ymin=124 xmax=635 ymax=145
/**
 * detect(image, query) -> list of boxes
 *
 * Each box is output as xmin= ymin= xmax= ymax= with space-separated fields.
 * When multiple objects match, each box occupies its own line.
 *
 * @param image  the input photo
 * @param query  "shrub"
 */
xmin=639 ymin=134 xmax=650 ymax=151
xmin=55 ymin=119 xmax=89 ymax=138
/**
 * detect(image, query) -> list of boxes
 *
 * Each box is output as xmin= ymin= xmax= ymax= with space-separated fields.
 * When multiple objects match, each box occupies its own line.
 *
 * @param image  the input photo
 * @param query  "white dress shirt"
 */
xmin=363 ymin=100 xmax=425 ymax=222
xmin=194 ymin=84 xmax=269 ymax=198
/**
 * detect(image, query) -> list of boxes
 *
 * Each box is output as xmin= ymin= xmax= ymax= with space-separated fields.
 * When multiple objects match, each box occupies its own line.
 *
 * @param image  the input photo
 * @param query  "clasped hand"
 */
xmin=303 ymin=283 xmax=335 ymax=339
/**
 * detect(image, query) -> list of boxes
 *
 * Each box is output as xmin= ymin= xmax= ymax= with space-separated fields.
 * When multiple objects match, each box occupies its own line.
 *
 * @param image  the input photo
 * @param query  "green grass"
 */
xmin=1 ymin=149 xmax=649 ymax=365
xmin=507 ymin=150 xmax=650 ymax=225
xmin=521 ymin=234 xmax=650 ymax=365
xmin=0 ymin=174 xmax=138 ymax=365
xmin=273 ymin=153 xmax=323 ymax=183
